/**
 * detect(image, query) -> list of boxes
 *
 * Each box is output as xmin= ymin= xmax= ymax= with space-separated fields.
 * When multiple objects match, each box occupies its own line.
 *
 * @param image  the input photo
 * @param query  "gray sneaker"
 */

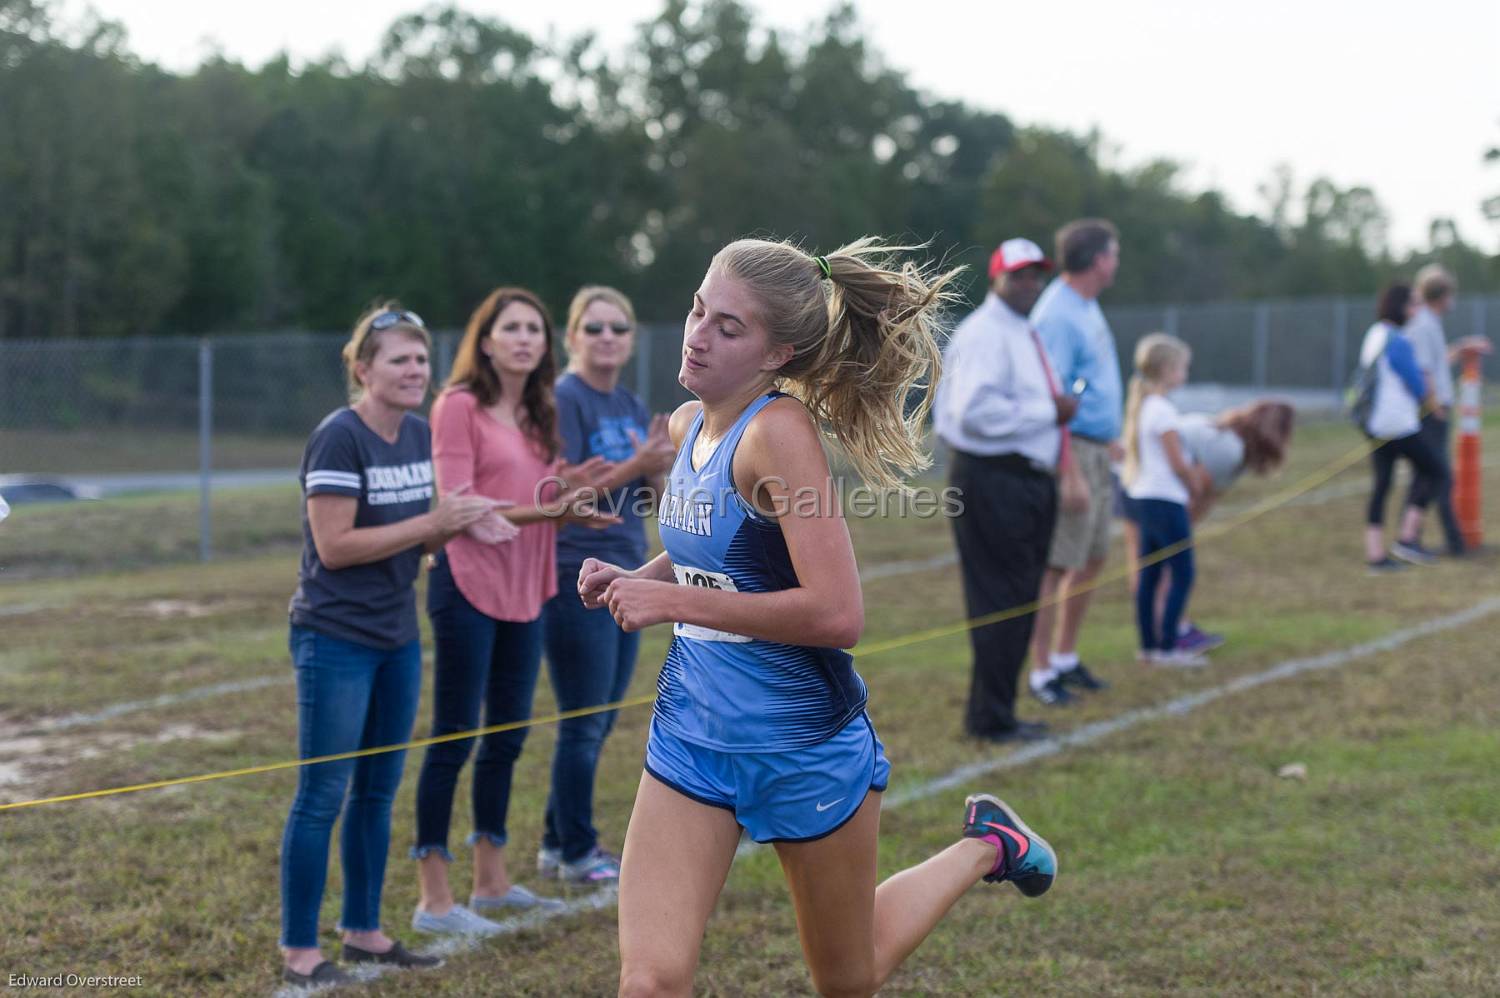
xmin=1391 ymin=541 xmax=1437 ymax=566
xmin=559 ymin=847 xmax=622 ymax=885
xmin=411 ymin=903 xmax=503 ymax=936
xmin=1149 ymin=648 xmax=1210 ymax=668
xmin=470 ymin=884 xmax=566 ymax=913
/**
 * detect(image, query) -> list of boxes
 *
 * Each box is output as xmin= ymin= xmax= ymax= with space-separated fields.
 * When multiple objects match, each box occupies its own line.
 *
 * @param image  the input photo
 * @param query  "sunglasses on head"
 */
xmin=582 ymin=321 xmax=633 ymax=336
xmin=370 ymin=309 xmax=425 ymax=331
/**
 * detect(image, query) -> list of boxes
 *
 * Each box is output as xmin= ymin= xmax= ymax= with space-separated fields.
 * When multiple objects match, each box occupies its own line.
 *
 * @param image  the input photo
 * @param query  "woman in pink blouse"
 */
xmin=410 ymin=287 xmax=616 ymax=936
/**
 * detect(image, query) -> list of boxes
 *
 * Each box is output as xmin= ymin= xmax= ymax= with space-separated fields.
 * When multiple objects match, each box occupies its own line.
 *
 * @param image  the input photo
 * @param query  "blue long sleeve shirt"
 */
xmin=1384 ymin=333 xmax=1426 ymax=401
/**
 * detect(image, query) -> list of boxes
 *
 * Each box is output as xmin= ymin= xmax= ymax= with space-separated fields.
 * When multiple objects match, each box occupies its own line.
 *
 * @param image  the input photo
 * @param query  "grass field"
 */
xmin=1 ymin=429 xmax=308 ymax=476
xmin=2 ymin=417 xmax=1499 ymax=996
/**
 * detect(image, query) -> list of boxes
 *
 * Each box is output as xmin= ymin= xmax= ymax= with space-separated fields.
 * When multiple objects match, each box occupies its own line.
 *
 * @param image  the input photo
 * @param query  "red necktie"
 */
xmin=1029 ymin=327 xmax=1068 ymax=465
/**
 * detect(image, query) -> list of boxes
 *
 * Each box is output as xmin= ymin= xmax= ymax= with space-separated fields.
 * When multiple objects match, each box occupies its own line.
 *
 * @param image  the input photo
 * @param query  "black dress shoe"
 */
xmin=970 ymin=720 xmax=1050 ymax=743
xmin=282 ymin=960 xmax=353 ymax=987
xmin=341 ymin=940 xmax=443 ymax=969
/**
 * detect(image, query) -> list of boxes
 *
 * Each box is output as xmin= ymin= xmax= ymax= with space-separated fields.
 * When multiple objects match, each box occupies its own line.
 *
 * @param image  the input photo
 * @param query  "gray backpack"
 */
xmin=1344 ymin=361 xmax=1378 ymax=438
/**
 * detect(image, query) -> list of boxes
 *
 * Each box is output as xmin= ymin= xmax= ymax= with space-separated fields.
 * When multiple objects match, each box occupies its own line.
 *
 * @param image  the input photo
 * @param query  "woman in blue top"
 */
xmin=1358 ymin=284 xmax=1446 ymax=572
xmin=280 ymin=304 xmax=512 ymax=987
xmin=538 ymin=285 xmax=676 ymax=885
xmin=578 ymin=239 xmax=1060 ymax=997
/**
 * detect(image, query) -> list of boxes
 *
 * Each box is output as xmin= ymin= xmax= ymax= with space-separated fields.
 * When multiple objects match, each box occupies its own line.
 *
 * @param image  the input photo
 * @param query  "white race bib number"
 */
xmin=672 ymin=565 xmax=752 ymax=643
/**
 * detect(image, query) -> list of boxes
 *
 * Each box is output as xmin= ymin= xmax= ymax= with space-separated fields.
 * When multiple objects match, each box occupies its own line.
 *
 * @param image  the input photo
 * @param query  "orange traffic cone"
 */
xmin=1452 ymin=352 xmax=1484 ymax=549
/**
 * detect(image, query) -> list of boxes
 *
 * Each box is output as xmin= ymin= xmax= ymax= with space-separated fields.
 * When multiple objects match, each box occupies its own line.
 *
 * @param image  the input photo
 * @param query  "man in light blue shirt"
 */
xmin=1027 ymin=219 xmax=1121 ymax=704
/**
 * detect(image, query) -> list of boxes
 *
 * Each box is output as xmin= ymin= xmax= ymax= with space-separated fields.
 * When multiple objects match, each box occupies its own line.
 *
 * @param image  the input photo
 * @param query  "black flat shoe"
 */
xmin=281 ymin=960 xmax=353 ymax=987
xmin=341 ymin=940 xmax=443 ymax=969
xmin=969 ymin=720 xmax=1050 ymax=743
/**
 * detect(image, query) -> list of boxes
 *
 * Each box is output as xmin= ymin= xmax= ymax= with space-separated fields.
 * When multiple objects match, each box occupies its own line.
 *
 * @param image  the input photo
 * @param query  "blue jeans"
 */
xmin=541 ymin=574 xmax=641 ymax=862
xmin=412 ymin=555 xmax=543 ymax=859
xmin=280 ymin=626 xmax=421 ymax=948
xmin=1134 ymin=498 xmax=1195 ymax=652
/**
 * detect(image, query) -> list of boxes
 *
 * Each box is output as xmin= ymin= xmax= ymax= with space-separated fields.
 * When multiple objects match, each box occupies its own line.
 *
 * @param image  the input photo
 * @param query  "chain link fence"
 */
xmin=1 ymin=295 xmax=1495 ymax=574
xmin=1107 ymin=295 xmax=1497 ymax=392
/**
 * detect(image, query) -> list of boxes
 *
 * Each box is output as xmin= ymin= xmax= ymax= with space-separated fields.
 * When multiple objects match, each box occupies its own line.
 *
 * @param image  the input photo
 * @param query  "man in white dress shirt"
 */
xmin=935 ymin=238 xmax=1077 ymax=743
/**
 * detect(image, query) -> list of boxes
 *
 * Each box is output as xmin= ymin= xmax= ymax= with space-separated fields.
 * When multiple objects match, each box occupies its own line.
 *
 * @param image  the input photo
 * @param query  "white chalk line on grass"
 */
xmin=275 ymin=592 xmax=1500 ymax=996
xmin=0 ymin=601 xmax=54 ymax=618
xmin=11 ymin=676 xmax=288 ymax=736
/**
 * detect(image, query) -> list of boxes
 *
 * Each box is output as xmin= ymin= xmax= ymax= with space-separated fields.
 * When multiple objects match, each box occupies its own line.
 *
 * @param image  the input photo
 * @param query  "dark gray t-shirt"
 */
xmin=554 ymin=372 xmax=652 ymax=571
xmin=288 ymin=408 xmax=434 ymax=649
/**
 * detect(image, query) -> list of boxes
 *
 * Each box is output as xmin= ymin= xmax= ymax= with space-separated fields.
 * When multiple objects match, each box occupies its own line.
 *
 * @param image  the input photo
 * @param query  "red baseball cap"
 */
xmin=988 ymin=238 xmax=1053 ymax=280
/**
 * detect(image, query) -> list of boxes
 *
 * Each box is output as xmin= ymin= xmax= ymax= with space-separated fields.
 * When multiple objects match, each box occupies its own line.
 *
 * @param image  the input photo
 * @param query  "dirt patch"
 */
xmin=125 ymin=598 xmax=251 ymax=620
xmin=0 ymin=722 xmax=241 ymax=802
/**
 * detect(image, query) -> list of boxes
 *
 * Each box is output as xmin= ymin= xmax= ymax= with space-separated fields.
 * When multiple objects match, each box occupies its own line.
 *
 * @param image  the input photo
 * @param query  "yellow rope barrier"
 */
xmin=0 ymin=427 xmax=1420 ymax=813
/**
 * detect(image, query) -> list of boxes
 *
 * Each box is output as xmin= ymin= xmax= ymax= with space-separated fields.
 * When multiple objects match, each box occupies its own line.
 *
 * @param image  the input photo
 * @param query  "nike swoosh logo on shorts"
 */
xmin=815 ymin=797 xmax=847 ymax=813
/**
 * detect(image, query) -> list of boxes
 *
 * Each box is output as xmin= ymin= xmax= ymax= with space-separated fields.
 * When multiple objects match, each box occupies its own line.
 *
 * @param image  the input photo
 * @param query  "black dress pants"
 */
xmin=948 ymin=451 xmax=1058 ymax=737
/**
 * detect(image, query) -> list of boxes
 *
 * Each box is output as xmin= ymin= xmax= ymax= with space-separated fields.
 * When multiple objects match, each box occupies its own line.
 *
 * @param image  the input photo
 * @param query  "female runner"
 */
xmin=580 ymin=238 xmax=1059 ymax=996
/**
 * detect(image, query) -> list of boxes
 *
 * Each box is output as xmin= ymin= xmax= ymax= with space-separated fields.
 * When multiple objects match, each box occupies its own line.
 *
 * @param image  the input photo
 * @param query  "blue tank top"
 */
xmin=654 ymin=392 xmax=869 ymax=752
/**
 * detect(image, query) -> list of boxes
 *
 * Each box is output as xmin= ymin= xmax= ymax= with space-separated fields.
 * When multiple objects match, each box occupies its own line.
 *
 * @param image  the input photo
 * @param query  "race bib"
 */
xmin=672 ymin=565 xmax=752 ymax=643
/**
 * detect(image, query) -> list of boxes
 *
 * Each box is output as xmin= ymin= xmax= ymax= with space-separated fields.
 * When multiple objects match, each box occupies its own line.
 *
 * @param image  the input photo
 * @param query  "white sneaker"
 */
xmin=411 ymin=903 xmax=503 ymax=936
xmin=1149 ymin=649 xmax=1210 ymax=668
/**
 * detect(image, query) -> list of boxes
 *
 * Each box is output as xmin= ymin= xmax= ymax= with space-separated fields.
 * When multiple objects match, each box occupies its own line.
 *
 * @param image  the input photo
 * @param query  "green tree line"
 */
xmin=1 ymin=0 xmax=1495 ymax=339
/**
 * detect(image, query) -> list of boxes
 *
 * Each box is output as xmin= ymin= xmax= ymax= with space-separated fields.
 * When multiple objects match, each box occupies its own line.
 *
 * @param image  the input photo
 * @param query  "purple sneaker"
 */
xmin=1175 ymin=623 xmax=1225 ymax=654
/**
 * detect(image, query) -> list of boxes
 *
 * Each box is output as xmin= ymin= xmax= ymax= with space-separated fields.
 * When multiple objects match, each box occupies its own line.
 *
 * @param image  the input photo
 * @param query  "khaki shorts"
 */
xmin=1047 ymin=437 xmax=1114 ymax=570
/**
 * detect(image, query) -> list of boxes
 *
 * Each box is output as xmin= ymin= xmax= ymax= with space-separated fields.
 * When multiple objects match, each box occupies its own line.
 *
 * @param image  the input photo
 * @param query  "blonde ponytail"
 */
xmin=1121 ymin=332 xmax=1192 ymax=487
xmin=1121 ymin=373 xmax=1146 ymax=488
xmin=711 ymin=237 xmax=961 ymax=492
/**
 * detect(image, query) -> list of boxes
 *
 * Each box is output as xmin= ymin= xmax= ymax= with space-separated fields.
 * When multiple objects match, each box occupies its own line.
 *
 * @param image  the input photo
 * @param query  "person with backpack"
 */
xmin=1356 ymin=284 xmax=1447 ymax=573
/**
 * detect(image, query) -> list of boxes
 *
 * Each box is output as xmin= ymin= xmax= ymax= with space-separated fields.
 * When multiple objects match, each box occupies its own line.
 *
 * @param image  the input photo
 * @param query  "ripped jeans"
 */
xmin=411 ymin=555 xmax=543 ymax=861
xmin=281 ymin=626 xmax=421 ymax=947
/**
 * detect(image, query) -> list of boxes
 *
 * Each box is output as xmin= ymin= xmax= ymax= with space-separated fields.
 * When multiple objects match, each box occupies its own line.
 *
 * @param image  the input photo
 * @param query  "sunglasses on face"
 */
xmin=370 ymin=309 xmax=425 ymax=331
xmin=582 ymin=321 xmax=633 ymax=336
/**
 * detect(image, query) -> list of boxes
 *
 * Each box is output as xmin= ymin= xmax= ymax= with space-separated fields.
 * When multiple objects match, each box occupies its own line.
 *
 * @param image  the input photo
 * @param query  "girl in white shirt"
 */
xmin=1122 ymin=334 xmax=1210 ymax=667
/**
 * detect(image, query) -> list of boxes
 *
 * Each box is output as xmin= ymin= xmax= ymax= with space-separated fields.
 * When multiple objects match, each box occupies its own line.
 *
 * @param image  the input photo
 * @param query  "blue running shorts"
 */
xmin=644 ymin=712 xmax=891 ymax=843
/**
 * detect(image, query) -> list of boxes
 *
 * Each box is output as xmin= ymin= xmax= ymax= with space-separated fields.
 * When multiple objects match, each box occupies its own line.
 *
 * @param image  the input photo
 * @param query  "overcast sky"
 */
xmin=78 ymin=0 xmax=1500 ymax=252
